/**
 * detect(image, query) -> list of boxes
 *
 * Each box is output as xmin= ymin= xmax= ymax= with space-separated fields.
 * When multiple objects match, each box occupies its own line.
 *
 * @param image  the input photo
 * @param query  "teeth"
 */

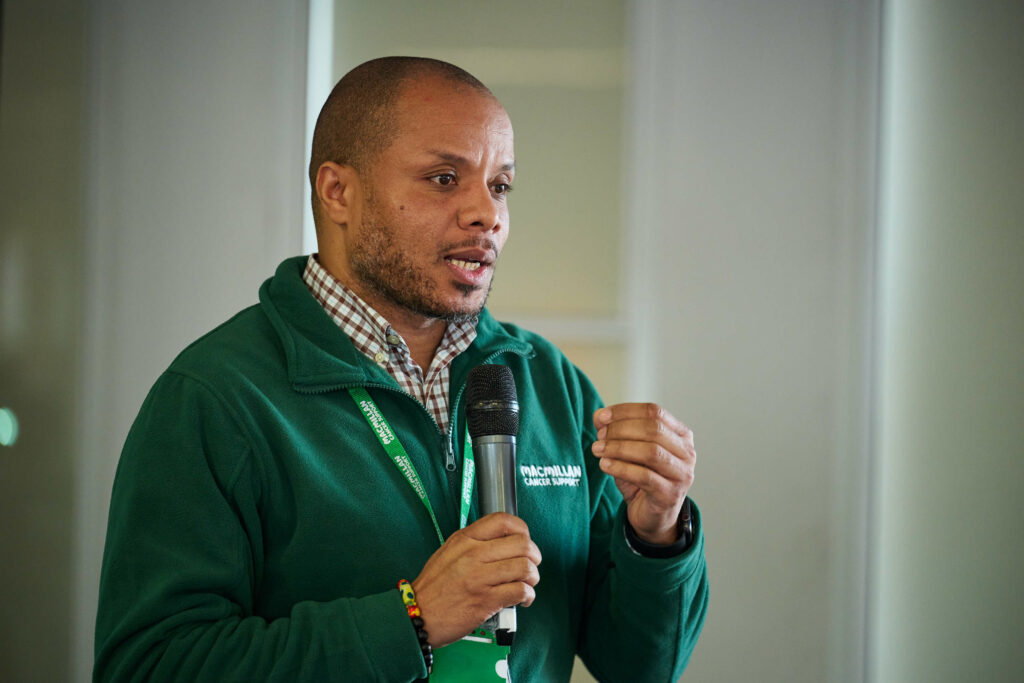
xmin=448 ymin=258 xmax=482 ymax=271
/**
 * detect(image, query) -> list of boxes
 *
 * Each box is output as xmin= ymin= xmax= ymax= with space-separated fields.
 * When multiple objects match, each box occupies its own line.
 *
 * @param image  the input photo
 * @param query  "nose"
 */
xmin=457 ymin=182 xmax=502 ymax=233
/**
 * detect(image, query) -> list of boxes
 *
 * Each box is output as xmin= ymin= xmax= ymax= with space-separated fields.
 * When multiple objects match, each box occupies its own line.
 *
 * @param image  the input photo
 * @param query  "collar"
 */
xmin=259 ymin=256 xmax=534 ymax=393
xmin=301 ymin=254 xmax=477 ymax=377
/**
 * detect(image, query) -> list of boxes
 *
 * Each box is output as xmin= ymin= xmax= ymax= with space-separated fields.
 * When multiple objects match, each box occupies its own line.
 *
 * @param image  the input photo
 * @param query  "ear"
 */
xmin=315 ymin=162 xmax=361 ymax=227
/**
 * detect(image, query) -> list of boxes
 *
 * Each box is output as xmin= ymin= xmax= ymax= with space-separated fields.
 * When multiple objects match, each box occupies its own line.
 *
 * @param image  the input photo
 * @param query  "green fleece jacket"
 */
xmin=94 ymin=256 xmax=708 ymax=682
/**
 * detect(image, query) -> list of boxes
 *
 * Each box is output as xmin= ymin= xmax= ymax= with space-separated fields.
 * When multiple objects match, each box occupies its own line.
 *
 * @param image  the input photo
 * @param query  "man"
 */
xmin=95 ymin=57 xmax=708 ymax=682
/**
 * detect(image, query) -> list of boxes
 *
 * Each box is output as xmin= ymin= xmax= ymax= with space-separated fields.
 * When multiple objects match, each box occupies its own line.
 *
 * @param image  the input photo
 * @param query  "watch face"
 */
xmin=679 ymin=499 xmax=694 ymax=548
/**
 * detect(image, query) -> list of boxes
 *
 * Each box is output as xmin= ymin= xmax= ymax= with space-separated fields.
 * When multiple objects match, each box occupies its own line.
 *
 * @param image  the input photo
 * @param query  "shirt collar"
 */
xmin=301 ymin=254 xmax=478 ymax=373
xmin=259 ymin=256 xmax=534 ymax=391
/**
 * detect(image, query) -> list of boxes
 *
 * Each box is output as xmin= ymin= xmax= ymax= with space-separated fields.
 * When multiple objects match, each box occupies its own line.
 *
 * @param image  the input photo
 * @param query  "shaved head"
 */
xmin=308 ymin=56 xmax=495 ymax=216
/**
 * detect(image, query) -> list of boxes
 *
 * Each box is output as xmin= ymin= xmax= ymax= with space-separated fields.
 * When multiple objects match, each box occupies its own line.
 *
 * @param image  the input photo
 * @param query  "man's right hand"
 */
xmin=411 ymin=512 xmax=541 ymax=647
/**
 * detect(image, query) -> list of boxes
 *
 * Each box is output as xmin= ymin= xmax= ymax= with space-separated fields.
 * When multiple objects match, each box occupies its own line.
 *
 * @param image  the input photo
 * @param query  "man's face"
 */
xmin=345 ymin=78 xmax=514 ymax=323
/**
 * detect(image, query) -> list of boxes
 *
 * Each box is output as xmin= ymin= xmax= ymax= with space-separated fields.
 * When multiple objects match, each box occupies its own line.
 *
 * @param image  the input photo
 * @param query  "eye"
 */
xmin=492 ymin=182 xmax=513 ymax=196
xmin=429 ymin=173 xmax=456 ymax=186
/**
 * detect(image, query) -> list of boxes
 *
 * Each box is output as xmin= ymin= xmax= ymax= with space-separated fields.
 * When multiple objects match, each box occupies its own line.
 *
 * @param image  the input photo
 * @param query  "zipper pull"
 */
xmin=444 ymin=436 xmax=456 ymax=471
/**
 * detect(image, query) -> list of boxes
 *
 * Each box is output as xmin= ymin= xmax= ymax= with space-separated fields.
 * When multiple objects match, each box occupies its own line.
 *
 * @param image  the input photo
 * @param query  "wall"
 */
xmin=872 ymin=2 xmax=1024 ymax=681
xmin=0 ymin=2 xmax=88 ymax=679
xmin=70 ymin=2 xmax=308 ymax=678
xmin=630 ymin=2 xmax=879 ymax=681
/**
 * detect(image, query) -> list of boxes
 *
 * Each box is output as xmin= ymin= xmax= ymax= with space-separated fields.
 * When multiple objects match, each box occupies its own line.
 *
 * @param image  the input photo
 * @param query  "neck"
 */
xmin=349 ymin=284 xmax=447 ymax=373
xmin=382 ymin=306 xmax=447 ymax=372
xmin=316 ymin=252 xmax=447 ymax=372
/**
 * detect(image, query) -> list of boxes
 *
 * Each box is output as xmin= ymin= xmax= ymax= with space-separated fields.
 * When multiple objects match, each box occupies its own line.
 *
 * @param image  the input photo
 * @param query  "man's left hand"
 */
xmin=592 ymin=403 xmax=696 ymax=546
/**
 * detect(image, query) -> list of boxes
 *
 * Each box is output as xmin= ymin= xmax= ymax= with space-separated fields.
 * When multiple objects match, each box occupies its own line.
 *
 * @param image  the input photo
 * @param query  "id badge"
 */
xmin=430 ymin=628 xmax=511 ymax=682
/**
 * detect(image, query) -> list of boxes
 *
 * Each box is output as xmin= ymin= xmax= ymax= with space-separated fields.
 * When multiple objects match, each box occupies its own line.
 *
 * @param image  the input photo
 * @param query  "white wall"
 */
xmin=872 ymin=2 xmax=1024 ymax=681
xmin=71 ymin=2 xmax=308 ymax=678
xmin=630 ymin=2 xmax=879 ymax=681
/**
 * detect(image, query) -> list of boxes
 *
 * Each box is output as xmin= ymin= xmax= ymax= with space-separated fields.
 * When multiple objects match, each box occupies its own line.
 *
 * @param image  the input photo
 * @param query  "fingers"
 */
xmin=591 ymin=403 xmax=696 ymax=545
xmin=460 ymin=511 xmax=533 ymax=543
xmin=478 ymin=530 xmax=543 ymax=569
xmin=596 ymin=456 xmax=688 ymax=508
xmin=596 ymin=442 xmax=694 ymax=488
xmin=453 ymin=516 xmax=542 ymax=567
xmin=594 ymin=402 xmax=692 ymax=440
xmin=485 ymin=556 xmax=541 ymax=605
xmin=594 ymin=435 xmax=691 ymax=477
xmin=492 ymin=577 xmax=538 ymax=609
xmin=411 ymin=515 xmax=541 ymax=645
xmin=591 ymin=404 xmax=696 ymax=481
xmin=598 ymin=417 xmax=692 ymax=454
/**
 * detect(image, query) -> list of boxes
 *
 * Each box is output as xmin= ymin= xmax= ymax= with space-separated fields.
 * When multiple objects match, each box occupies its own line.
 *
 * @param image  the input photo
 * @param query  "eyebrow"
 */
xmin=425 ymin=150 xmax=515 ymax=173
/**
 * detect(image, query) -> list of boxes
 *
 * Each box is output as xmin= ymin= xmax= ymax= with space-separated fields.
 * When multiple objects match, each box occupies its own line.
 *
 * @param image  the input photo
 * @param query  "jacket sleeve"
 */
xmin=93 ymin=372 xmax=427 ymax=683
xmin=573 ymin=377 xmax=709 ymax=683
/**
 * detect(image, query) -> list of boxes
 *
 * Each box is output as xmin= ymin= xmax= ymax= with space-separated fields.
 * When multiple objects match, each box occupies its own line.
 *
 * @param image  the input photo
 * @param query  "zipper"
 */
xmin=443 ymin=437 xmax=456 ymax=471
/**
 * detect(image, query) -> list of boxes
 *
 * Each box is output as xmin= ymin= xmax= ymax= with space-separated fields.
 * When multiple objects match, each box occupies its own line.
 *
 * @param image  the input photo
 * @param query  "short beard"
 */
xmin=349 ymin=195 xmax=494 ymax=323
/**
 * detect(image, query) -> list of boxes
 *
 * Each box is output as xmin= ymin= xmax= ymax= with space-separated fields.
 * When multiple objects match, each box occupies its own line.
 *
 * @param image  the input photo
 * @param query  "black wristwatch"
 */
xmin=623 ymin=498 xmax=694 ymax=559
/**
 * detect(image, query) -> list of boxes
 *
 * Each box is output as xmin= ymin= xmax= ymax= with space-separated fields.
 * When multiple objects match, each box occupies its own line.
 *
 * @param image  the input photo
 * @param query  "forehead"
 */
xmin=387 ymin=77 xmax=514 ymax=159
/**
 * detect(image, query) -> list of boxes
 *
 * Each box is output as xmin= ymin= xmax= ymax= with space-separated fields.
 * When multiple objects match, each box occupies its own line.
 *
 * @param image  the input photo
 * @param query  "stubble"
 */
xmin=349 ymin=192 xmax=496 ymax=323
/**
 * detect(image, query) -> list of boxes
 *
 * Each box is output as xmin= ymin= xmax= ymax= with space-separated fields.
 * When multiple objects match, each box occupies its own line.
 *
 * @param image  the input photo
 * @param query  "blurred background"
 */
xmin=1 ymin=1 xmax=1021 ymax=681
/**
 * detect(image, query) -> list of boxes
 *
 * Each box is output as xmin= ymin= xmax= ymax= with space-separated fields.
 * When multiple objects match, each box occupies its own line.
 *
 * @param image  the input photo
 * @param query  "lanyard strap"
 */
xmin=349 ymin=387 xmax=474 ymax=546
xmin=459 ymin=426 xmax=474 ymax=531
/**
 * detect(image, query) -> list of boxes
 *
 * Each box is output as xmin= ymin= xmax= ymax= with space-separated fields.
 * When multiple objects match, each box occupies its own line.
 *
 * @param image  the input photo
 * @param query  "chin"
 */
xmin=435 ymin=296 xmax=487 ymax=322
xmin=414 ymin=278 xmax=492 ymax=322
xmin=443 ymin=301 xmax=486 ymax=321
xmin=449 ymin=283 xmax=489 ymax=305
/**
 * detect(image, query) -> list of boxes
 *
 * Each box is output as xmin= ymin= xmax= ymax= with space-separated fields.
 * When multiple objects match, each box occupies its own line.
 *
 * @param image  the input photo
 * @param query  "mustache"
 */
xmin=438 ymin=238 xmax=500 ymax=257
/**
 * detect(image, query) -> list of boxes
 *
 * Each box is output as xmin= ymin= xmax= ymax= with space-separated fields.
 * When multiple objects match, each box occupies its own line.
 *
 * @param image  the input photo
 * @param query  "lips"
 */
xmin=443 ymin=246 xmax=494 ymax=267
xmin=443 ymin=246 xmax=495 ymax=284
xmin=447 ymin=258 xmax=483 ymax=272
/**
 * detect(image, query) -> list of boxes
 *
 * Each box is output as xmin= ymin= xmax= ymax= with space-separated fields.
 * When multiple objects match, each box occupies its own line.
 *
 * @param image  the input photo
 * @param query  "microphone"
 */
xmin=466 ymin=364 xmax=520 ymax=647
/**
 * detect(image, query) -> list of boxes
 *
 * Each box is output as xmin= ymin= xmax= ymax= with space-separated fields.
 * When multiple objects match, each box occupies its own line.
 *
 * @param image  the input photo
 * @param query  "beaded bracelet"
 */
xmin=398 ymin=579 xmax=433 ymax=676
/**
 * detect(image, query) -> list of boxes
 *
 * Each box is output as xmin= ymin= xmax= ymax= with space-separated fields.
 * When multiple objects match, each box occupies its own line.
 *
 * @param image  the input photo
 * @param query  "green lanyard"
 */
xmin=349 ymin=387 xmax=474 ymax=546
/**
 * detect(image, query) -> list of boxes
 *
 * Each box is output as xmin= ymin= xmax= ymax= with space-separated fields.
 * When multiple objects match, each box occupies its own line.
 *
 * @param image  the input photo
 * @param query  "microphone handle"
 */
xmin=474 ymin=435 xmax=517 ymax=517
xmin=473 ymin=434 xmax=518 ymax=646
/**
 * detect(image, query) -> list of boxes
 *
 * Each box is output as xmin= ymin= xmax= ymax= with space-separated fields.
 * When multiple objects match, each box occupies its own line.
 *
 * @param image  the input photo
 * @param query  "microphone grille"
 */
xmin=466 ymin=364 xmax=520 ymax=437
